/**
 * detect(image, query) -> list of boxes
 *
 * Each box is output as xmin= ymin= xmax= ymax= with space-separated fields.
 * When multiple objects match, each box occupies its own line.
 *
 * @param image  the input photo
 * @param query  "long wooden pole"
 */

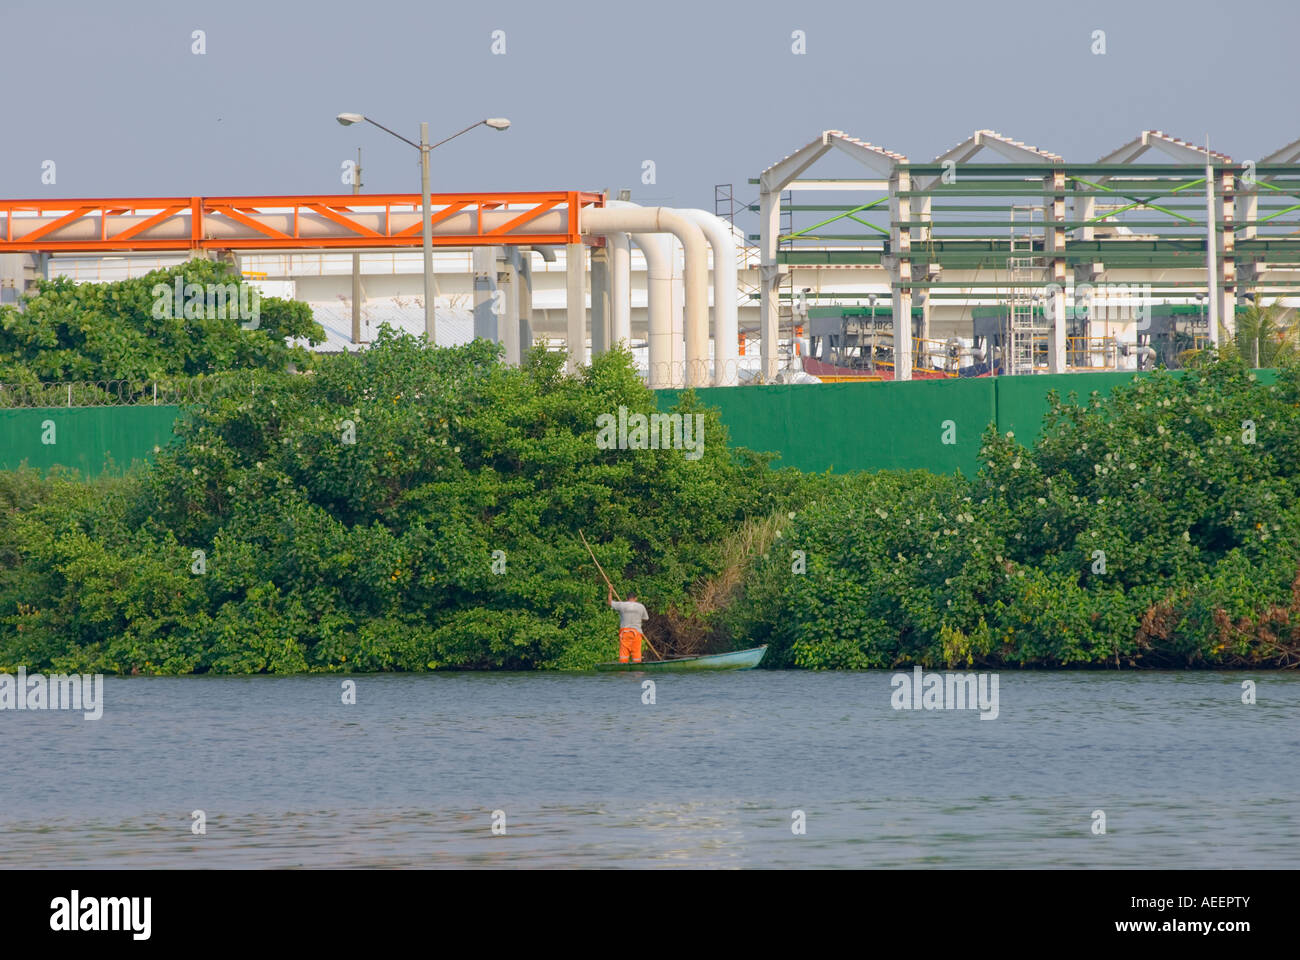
xmin=578 ymin=529 xmax=618 ymax=599
xmin=578 ymin=530 xmax=663 ymax=661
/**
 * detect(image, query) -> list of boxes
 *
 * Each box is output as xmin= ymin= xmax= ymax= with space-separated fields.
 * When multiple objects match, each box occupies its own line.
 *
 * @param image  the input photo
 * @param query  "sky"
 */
xmin=2 ymin=0 xmax=1297 ymax=214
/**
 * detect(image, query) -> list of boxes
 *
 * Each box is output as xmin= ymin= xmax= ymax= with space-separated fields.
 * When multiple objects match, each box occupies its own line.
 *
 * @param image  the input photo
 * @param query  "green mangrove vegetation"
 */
xmin=0 ymin=260 xmax=323 ymax=404
xmin=1 ymin=265 xmax=1298 ymax=672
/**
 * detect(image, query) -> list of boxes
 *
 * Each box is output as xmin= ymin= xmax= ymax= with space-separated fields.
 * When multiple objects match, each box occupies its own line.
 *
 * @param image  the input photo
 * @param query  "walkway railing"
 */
xmin=1066 ymin=336 xmax=1120 ymax=370
xmin=913 ymin=337 xmax=962 ymax=376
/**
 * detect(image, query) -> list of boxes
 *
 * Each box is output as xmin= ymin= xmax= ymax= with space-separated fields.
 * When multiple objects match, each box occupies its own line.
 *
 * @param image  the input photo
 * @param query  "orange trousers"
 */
xmin=618 ymin=628 xmax=644 ymax=663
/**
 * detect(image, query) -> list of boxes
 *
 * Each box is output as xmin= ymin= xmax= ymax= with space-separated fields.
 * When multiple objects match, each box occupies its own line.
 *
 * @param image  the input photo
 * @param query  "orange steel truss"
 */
xmin=0 ymin=191 xmax=605 ymax=253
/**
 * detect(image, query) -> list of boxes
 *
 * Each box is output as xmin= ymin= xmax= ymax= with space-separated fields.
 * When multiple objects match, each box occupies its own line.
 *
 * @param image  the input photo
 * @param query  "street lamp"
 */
xmin=335 ymin=113 xmax=511 ymax=344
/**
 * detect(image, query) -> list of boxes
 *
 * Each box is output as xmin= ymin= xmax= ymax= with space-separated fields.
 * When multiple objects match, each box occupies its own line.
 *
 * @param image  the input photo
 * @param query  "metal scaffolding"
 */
xmin=750 ymin=129 xmax=1300 ymax=379
xmin=1006 ymin=205 xmax=1047 ymax=375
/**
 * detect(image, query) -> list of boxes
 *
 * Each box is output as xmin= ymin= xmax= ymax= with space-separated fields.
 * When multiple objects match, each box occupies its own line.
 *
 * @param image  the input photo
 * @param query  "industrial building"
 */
xmin=3 ymin=129 xmax=1298 ymax=385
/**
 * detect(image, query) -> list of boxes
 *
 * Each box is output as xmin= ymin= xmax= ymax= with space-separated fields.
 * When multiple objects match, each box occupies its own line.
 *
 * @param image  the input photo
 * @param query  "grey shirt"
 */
xmin=611 ymin=600 xmax=650 ymax=632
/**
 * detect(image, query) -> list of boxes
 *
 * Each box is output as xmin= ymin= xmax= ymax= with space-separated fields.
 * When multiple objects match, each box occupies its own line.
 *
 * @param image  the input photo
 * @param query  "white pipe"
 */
xmin=582 ymin=205 xmax=710 ymax=388
xmin=620 ymin=230 xmax=673 ymax=386
xmin=601 ymin=202 xmax=670 ymax=384
xmin=675 ymin=208 xmax=739 ymax=386
xmin=1122 ymin=343 xmax=1156 ymax=359
xmin=607 ymin=232 xmax=631 ymax=348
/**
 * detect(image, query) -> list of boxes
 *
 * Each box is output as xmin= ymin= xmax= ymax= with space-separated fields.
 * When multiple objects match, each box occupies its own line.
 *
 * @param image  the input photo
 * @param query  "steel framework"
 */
xmin=0 ymin=191 xmax=605 ymax=253
xmin=749 ymin=129 xmax=1300 ymax=378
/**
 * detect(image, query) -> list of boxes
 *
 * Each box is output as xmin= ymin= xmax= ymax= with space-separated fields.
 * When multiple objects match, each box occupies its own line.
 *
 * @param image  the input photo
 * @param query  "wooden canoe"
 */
xmin=594 ymin=644 xmax=768 ymax=672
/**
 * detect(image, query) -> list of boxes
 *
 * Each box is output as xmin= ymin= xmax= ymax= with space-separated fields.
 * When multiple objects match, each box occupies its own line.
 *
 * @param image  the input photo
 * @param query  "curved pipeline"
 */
xmin=617 ymin=231 xmax=674 ymax=386
xmin=675 ymin=208 xmax=739 ymax=386
xmin=595 ymin=201 xmax=671 ymax=384
xmin=582 ymin=205 xmax=710 ymax=388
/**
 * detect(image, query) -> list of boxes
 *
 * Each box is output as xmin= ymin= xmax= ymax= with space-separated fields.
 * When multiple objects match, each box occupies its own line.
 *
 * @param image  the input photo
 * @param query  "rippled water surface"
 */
xmin=2 ymin=671 xmax=1297 ymax=867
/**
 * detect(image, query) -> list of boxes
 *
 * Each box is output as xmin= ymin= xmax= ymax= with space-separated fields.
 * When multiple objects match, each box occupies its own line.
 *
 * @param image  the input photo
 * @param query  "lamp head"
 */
xmin=336 ymin=113 xmax=365 ymax=126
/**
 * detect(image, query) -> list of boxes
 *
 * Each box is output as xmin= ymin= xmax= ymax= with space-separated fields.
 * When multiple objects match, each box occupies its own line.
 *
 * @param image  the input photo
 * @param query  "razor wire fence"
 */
xmin=0 ymin=376 xmax=242 ymax=409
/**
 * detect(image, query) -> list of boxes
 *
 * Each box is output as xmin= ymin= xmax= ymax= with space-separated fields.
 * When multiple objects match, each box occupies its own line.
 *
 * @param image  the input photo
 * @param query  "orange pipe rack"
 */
xmin=0 ymin=191 xmax=605 ymax=253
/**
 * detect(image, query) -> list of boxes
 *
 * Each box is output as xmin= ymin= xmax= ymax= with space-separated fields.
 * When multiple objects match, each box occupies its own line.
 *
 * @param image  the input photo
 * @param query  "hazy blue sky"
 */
xmin=2 ymin=0 xmax=1296 ymax=212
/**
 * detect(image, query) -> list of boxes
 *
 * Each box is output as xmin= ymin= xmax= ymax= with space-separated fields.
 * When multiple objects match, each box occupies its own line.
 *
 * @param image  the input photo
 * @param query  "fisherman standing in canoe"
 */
xmin=608 ymin=583 xmax=650 ymax=664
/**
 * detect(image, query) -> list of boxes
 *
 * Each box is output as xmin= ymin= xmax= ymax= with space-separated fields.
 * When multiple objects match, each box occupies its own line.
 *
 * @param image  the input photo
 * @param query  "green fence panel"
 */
xmin=2 ymin=369 xmax=1281 ymax=479
xmin=993 ymin=372 xmax=1142 ymax=444
xmin=659 ymin=378 xmax=997 ymax=476
xmin=994 ymin=369 xmax=1279 ymax=444
xmin=660 ymin=369 xmax=1280 ymax=477
xmin=0 ymin=406 xmax=182 ymax=476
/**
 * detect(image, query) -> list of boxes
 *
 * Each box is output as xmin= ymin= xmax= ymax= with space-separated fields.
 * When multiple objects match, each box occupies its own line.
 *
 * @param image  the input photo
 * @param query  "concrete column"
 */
xmin=1046 ymin=171 xmax=1068 ymax=372
xmin=219 ymin=249 xmax=243 ymax=276
xmin=889 ymin=168 xmax=913 ymax=381
xmin=1206 ymin=159 xmax=1221 ymax=347
xmin=472 ymin=246 xmax=499 ymax=342
xmin=758 ymin=189 xmax=781 ymax=382
xmin=1236 ymin=167 xmax=1256 ymax=317
xmin=891 ymin=288 xmax=912 ymax=381
xmin=519 ymin=256 xmax=535 ymax=353
xmin=565 ymin=242 xmax=586 ymax=372
xmin=350 ymin=255 xmax=365 ymax=344
xmin=1219 ymin=167 xmax=1236 ymax=339
xmin=0 ymin=253 xmax=39 ymax=307
xmin=608 ymin=232 xmax=631 ymax=349
xmin=590 ymin=244 xmax=610 ymax=357
xmin=499 ymin=249 xmax=521 ymax=365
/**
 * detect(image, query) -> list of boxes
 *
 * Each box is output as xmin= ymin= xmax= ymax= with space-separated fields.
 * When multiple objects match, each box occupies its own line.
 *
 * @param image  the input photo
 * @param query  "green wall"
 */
xmin=659 ymin=371 xmax=1228 ymax=476
xmin=2 ymin=370 xmax=1278 ymax=479
xmin=0 ymin=406 xmax=181 ymax=476
xmin=993 ymin=371 xmax=1139 ymax=443
xmin=660 ymin=377 xmax=995 ymax=476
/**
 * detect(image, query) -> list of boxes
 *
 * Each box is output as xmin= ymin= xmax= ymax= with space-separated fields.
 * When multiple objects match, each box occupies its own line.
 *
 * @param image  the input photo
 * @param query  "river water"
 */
xmin=2 ymin=671 xmax=1296 ymax=868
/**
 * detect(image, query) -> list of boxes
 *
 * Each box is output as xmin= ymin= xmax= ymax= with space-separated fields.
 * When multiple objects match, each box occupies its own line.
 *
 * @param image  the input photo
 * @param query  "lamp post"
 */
xmin=335 ymin=114 xmax=510 ymax=344
xmin=351 ymin=147 xmax=362 ymax=346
